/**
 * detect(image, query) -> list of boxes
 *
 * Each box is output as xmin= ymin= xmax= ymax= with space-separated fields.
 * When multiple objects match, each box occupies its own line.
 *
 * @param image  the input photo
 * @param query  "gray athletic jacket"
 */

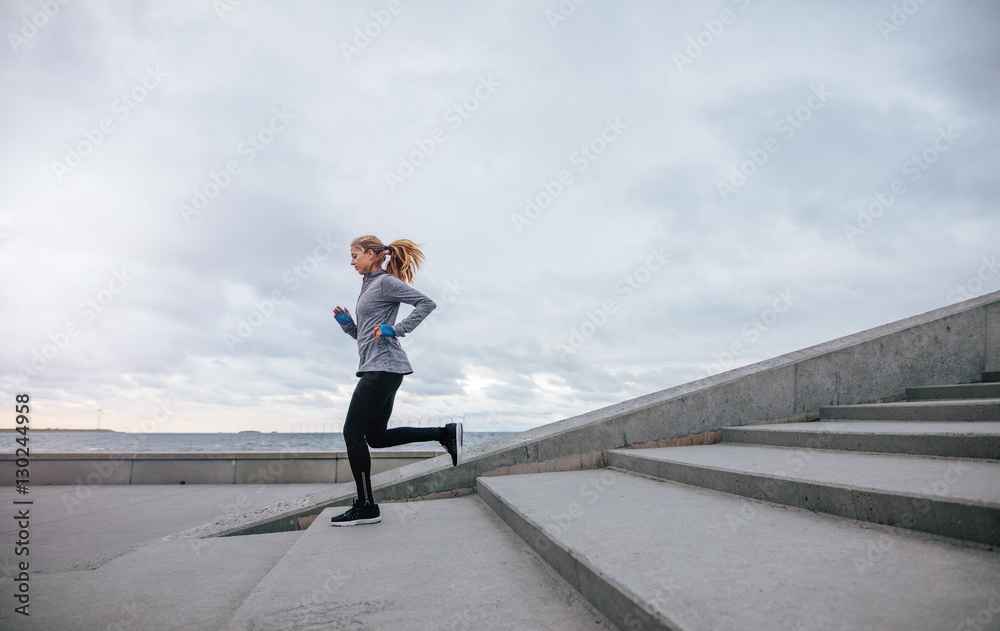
xmin=339 ymin=269 xmax=436 ymax=376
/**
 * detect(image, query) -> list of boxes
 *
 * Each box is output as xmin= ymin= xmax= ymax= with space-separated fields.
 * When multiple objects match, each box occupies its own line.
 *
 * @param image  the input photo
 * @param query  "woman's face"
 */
xmin=350 ymin=246 xmax=376 ymax=274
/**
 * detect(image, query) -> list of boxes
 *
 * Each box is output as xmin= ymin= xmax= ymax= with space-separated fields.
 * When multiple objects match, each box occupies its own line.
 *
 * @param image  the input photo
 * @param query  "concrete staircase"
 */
xmin=217 ymin=495 xmax=615 ymax=630
xmin=475 ymin=370 xmax=1000 ymax=630
xmin=210 ymin=371 xmax=1000 ymax=630
xmin=12 ymin=372 xmax=998 ymax=630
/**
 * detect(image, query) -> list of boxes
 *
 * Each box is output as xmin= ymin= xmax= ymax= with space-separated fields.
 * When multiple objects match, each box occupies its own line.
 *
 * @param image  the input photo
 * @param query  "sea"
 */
xmin=17 ymin=431 xmax=516 ymax=453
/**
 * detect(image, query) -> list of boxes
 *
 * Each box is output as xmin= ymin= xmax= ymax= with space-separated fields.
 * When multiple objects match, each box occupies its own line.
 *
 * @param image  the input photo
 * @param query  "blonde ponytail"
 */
xmin=350 ymin=235 xmax=426 ymax=284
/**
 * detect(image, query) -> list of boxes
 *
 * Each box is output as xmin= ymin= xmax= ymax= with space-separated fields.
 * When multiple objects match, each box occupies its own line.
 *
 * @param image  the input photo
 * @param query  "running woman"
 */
xmin=329 ymin=235 xmax=462 ymax=526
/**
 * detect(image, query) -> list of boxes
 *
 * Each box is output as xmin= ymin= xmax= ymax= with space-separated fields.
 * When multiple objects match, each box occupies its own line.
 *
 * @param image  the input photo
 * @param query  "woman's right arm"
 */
xmin=333 ymin=306 xmax=357 ymax=340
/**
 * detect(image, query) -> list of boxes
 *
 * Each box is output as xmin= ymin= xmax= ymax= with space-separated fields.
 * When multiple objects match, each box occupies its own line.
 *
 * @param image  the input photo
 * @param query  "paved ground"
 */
xmin=0 ymin=483 xmax=337 ymax=574
xmin=0 ymin=485 xmax=613 ymax=631
xmin=1 ymin=529 xmax=301 ymax=631
xmin=222 ymin=496 xmax=613 ymax=631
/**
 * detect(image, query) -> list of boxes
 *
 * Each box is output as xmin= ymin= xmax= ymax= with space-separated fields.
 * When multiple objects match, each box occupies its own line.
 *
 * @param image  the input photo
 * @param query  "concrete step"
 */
xmin=820 ymin=398 xmax=1000 ymax=422
xmin=219 ymin=495 xmax=613 ymax=630
xmin=985 ymin=371 xmax=1000 ymax=383
xmin=906 ymin=382 xmax=1000 ymax=400
xmin=477 ymin=470 xmax=1000 ymax=631
xmin=0 ymin=531 xmax=302 ymax=631
xmin=605 ymin=444 xmax=1000 ymax=546
xmin=722 ymin=421 xmax=1000 ymax=459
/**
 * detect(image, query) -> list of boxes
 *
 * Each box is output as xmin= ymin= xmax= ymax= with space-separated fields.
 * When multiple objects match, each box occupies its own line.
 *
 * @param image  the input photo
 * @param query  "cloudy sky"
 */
xmin=1 ymin=0 xmax=998 ymax=433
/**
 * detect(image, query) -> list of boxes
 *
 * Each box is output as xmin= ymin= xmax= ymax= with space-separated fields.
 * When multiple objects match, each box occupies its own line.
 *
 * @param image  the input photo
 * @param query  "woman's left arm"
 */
xmin=380 ymin=275 xmax=436 ymax=337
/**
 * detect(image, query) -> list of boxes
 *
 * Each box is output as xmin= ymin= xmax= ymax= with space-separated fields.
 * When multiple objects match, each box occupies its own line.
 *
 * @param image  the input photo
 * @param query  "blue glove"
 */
xmin=379 ymin=324 xmax=395 ymax=337
xmin=334 ymin=310 xmax=353 ymax=325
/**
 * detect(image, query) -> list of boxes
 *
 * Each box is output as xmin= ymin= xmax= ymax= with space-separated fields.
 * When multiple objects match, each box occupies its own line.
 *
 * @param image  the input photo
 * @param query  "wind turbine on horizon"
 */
xmin=96 ymin=397 xmax=107 ymax=430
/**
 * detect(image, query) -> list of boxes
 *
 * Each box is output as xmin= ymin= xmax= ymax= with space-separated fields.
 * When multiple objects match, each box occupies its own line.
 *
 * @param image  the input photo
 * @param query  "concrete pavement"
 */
xmin=0 ymin=483 xmax=342 ymax=574
xmin=0 ymin=487 xmax=613 ymax=631
xmin=221 ymin=496 xmax=613 ymax=631
xmin=0 ymin=483 xmax=346 ymax=630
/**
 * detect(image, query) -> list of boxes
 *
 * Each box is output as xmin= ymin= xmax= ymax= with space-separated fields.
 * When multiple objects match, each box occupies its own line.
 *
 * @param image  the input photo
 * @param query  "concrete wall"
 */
xmin=369 ymin=290 xmax=1000 ymax=498
xmin=172 ymin=290 xmax=1000 ymax=537
xmin=0 ymin=451 xmax=443 ymax=486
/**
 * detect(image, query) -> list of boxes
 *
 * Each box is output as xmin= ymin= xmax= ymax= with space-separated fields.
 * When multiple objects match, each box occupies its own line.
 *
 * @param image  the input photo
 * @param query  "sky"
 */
xmin=1 ymin=0 xmax=998 ymax=433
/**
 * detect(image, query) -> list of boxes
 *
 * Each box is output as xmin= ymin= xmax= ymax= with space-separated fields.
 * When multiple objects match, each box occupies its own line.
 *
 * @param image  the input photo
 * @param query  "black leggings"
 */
xmin=343 ymin=371 xmax=440 ymax=504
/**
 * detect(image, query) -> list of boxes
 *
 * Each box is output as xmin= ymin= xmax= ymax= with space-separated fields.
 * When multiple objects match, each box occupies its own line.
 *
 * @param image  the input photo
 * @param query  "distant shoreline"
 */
xmin=0 ymin=429 xmax=516 ymax=434
xmin=0 ymin=428 xmax=119 ymax=432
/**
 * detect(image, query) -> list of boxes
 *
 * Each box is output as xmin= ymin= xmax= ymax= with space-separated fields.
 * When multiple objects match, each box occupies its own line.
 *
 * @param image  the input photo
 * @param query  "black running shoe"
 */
xmin=329 ymin=499 xmax=380 ymax=526
xmin=441 ymin=422 xmax=463 ymax=466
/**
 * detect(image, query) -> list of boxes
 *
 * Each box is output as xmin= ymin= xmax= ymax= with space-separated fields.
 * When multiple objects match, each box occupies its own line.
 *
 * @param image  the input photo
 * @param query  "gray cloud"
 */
xmin=1 ymin=0 xmax=998 ymax=432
